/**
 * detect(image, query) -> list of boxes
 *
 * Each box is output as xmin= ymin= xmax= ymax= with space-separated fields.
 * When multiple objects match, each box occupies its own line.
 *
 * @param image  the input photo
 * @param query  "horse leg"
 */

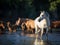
xmin=35 ymin=24 xmax=38 ymax=34
xmin=21 ymin=23 xmax=25 ymax=31
xmin=8 ymin=27 xmax=12 ymax=32
xmin=46 ymin=28 xmax=48 ymax=40
xmin=26 ymin=26 xmax=30 ymax=33
xmin=40 ymin=28 xmax=43 ymax=40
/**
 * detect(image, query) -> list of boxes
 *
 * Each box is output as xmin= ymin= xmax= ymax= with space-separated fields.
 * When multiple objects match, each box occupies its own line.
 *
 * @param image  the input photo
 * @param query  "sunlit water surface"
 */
xmin=0 ymin=30 xmax=60 ymax=45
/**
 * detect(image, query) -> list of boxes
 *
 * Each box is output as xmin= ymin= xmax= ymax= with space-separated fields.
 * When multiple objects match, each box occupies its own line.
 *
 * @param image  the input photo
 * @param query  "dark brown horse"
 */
xmin=6 ymin=18 xmax=29 ymax=32
xmin=50 ymin=21 xmax=60 ymax=28
xmin=0 ymin=21 xmax=5 ymax=34
xmin=49 ymin=21 xmax=60 ymax=33
xmin=7 ymin=21 xmax=12 ymax=32
xmin=7 ymin=18 xmax=21 ymax=32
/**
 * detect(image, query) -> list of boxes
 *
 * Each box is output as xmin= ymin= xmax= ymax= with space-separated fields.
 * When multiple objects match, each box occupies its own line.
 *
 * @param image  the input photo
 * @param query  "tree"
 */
xmin=49 ymin=0 xmax=60 ymax=20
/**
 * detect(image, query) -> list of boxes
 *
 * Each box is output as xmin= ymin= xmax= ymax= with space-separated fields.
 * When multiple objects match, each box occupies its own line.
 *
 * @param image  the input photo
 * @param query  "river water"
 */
xmin=0 ymin=30 xmax=60 ymax=45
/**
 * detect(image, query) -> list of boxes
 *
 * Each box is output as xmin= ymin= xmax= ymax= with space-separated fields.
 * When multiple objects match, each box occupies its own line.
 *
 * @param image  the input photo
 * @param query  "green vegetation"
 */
xmin=0 ymin=0 xmax=60 ymax=20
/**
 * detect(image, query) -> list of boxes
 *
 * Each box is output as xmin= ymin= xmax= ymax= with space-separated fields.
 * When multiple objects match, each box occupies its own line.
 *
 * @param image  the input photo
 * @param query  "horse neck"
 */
xmin=35 ymin=16 xmax=41 ymax=21
xmin=44 ymin=16 xmax=50 ymax=26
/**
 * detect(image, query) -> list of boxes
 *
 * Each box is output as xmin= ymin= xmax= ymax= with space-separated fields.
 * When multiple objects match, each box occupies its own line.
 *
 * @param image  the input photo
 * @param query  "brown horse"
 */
xmin=15 ymin=18 xmax=20 ymax=26
xmin=49 ymin=21 xmax=60 ymax=33
xmin=0 ymin=21 xmax=5 ymax=34
xmin=50 ymin=21 xmax=60 ymax=28
xmin=7 ymin=21 xmax=12 ymax=32
xmin=6 ymin=18 xmax=28 ymax=32
xmin=21 ymin=19 xmax=35 ymax=33
xmin=19 ymin=18 xmax=30 ymax=29
xmin=7 ymin=18 xmax=21 ymax=33
xmin=19 ymin=18 xmax=29 ymax=25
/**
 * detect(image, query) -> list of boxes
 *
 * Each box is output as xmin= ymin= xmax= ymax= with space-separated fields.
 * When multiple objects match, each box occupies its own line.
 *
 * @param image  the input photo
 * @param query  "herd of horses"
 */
xmin=0 ymin=18 xmax=35 ymax=34
xmin=0 ymin=11 xmax=60 ymax=40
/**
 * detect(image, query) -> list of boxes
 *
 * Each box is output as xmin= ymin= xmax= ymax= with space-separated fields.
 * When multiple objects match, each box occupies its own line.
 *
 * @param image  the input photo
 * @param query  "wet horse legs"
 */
xmin=45 ymin=28 xmax=48 ymax=40
xmin=40 ymin=28 xmax=44 ymax=40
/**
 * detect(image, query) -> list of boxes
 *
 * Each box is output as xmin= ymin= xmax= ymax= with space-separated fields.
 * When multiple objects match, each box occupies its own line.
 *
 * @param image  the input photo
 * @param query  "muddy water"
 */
xmin=0 ymin=30 xmax=60 ymax=45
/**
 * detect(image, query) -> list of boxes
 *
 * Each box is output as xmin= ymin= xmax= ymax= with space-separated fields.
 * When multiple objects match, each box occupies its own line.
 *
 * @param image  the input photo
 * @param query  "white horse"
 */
xmin=34 ymin=11 xmax=50 ymax=40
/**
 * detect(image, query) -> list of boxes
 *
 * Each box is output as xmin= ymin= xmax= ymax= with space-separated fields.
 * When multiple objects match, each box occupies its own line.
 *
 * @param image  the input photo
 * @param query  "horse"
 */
xmin=7 ymin=18 xmax=21 ymax=33
xmin=15 ymin=18 xmax=21 ymax=26
xmin=51 ymin=21 xmax=60 ymax=28
xmin=21 ymin=19 xmax=35 ymax=33
xmin=18 ymin=18 xmax=29 ymax=29
xmin=7 ymin=18 xmax=30 ymax=32
xmin=34 ymin=11 xmax=50 ymax=40
xmin=0 ymin=21 xmax=5 ymax=34
xmin=7 ymin=21 xmax=12 ymax=32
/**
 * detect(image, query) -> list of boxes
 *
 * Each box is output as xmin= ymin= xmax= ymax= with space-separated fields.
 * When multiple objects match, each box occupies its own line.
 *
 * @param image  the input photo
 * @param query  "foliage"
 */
xmin=49 ymin=1 xmax=57 ymax=11
xmin=0 ymin=0 xmax=60 ymax=20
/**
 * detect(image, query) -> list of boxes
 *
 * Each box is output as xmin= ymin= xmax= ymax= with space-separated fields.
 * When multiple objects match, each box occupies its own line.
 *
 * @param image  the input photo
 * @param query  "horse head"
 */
xmin=39 ymin=11 xmax=45 ymax=18
xmin=15 ymin=18 xmax=21 ymax=26
xmin=40 ymin=11 xmax=49 ymax=19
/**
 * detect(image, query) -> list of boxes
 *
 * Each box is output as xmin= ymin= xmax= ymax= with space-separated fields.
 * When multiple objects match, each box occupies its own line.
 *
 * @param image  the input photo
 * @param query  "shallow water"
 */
xmin=0 ymin=30 xmax=60 ymax=45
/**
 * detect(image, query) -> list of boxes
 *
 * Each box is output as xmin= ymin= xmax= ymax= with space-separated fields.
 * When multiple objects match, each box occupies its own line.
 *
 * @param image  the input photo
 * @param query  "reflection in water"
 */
xmin=34 ymin=38 xmax=44 ymax=45
xmin=33 ymin=33 xmax=54 ymax=45
xmin=0 ymin=31 xmax=60 ymax=45
xmin=34 ymin=34 xmax=46 ymax=45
